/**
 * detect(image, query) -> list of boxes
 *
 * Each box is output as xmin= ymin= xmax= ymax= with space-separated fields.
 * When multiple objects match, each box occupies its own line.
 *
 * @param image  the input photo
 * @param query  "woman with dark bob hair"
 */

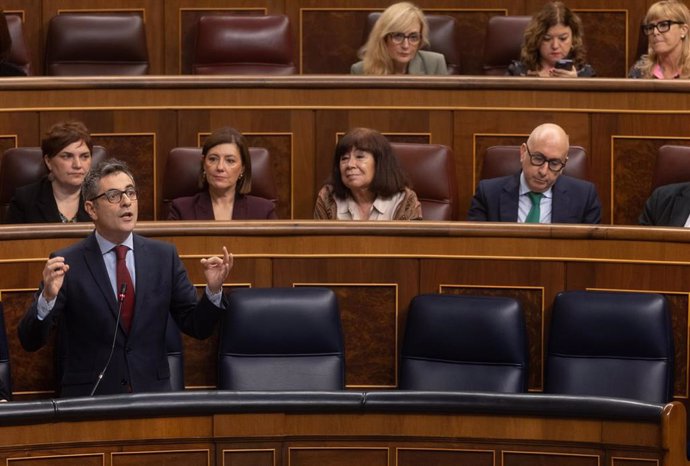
xmin=168 ymin=127 xmax=277 ymax=220
xmin=508 ymin=1 xmax=595 ymax=77
xmin=6 ymin=120 xmax=93 ymax=223
xmin=314 ymin=127 xmax=422 ymax=220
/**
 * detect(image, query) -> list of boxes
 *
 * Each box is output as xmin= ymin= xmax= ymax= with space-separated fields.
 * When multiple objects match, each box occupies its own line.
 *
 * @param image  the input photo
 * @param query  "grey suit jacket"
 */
xmin=467 ymin=173 xmax=601 ymax=224
xmin=18 ymin=232 xmax=222 ymax=397
xmin=350 ymin=50 xmax=448 ymax=75
xmin=639 ymin=182 xmax=690 ymax=226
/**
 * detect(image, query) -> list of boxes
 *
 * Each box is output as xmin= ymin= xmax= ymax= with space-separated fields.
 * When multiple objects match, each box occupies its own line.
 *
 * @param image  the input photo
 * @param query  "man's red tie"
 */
xmin=114 ymin=245 xmax=135 ymax=333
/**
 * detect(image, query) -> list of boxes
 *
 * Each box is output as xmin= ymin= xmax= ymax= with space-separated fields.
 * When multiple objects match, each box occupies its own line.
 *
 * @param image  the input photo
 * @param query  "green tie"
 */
xmin=525 ymin=192 xmax=543 ymax=223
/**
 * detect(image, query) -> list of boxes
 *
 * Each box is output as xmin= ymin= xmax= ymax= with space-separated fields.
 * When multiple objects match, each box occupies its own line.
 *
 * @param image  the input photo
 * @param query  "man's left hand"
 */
xmin=201 ymin=246 xmax=233 ymax=294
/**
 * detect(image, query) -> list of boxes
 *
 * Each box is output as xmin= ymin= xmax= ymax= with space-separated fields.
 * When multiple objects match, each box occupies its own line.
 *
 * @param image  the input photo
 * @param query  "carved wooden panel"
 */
xmin=112 ymin=449 xmax=209 ymax=466
xmin=576 ymin=11 xmax=628 ymax=78
xmin=612 ymin=137 xmax=690 ymax=225
xmin=289 ymin=447 xmax=388 ymax=466
xmin=222 ymin=448 xmax=276 ymax=466
xmin=3 ymin=289 xmax=57 ymax=397
xmin=503 ymin=451 xmax=599 ymax=466
xmin=7 ymin=453 xmax=103 ymax=466
xmin=397 ymin=447 xmax=494 ymax=466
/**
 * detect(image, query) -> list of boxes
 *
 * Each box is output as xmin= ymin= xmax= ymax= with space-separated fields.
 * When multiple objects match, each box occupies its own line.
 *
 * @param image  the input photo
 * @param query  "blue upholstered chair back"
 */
xmin=0 ymin=303 xmax=11 ymax=400
xmin=400 ymin=294 xmax=528 ymax=392
xmin=165 ymin=319 xmax=185 ymax=391
xmin=545 ymin=290 xmax=673 ymax=404
xmin=218 ymin=287 xmax=345 ymax=390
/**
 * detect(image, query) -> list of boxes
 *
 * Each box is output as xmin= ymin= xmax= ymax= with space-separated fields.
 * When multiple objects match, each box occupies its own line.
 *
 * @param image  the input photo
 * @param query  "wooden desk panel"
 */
xmin=3 ymin=221 xmax=690 ymax=407
xmin=0 ymin=396 xmax=683 ymax=466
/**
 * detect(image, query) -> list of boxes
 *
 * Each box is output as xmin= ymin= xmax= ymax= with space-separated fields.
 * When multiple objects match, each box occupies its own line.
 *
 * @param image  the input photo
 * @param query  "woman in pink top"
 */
xmin=629 ymin=0 xmax=690 ymax=79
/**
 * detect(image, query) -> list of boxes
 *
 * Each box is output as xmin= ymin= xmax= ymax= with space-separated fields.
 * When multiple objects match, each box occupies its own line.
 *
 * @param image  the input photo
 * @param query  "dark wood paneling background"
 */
xmin=2 ymin=0 xmax=656 ymax=77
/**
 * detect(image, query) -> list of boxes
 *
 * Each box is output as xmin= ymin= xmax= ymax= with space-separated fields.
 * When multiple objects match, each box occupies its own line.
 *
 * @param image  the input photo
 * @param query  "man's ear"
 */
xmin=84 ymin=200 xmax=97 ymax=221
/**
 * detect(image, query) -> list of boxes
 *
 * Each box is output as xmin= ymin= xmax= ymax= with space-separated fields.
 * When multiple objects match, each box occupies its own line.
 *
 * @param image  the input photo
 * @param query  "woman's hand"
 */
xmin=549 ymin=67 xmax=578 ymax=78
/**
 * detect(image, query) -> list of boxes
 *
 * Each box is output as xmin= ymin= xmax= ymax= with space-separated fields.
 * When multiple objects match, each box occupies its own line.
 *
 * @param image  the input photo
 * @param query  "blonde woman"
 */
xmin=351 ymin=2 xmax=447 ymax=75
xmin=629 ymin=0 xmax=690 ymax=79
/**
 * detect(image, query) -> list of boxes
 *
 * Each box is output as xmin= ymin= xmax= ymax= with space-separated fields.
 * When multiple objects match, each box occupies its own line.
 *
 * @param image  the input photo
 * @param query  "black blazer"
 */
xmin=468 ymin=173 xmax=601 ymax=224
xmin=18 ymin=232 xmax=222 ymax=397
xmin=639 ymin=182 xmax=690 ymax=226
xmin=5 ymin=177 xmax=91 ymax=224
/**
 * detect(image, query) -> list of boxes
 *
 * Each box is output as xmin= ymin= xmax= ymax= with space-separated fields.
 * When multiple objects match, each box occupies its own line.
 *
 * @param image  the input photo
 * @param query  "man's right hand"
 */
xmin=42 ymin=256 xmax=69 ymax=302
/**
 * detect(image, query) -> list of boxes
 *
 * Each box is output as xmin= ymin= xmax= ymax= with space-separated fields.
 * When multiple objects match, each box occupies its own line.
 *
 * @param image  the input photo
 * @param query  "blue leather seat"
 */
xmin=545 ymin=290 xmax=673 ymax=404
xmin=218 ymin=287 xmax=345 ymax=390
xmin=400 ymin=294 xmax=528 ymax=392
xmin=0 ymin=303 xmax=11 ymax=400
xmin=165 ymin=319 xmax=184 ymax=391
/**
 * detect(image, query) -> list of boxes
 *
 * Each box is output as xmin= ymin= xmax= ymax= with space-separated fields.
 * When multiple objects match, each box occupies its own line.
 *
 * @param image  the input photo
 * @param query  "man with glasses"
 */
xmin=468 ymin=123 xmax=601 ymax=224
xmin=19 ymin=159 xmax=233 ymax=397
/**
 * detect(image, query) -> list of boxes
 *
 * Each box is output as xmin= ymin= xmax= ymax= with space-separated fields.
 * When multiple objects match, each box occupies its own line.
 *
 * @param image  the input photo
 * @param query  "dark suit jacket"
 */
xmin=5 ymin=177 xmax=91 ymax=224
xmin=467 ymin=173 xmax=601 ymax=224
xmin=18 ymin=232 xmax=222 ymax=397
xmin=639 ymin=182 xmax=690 ymax=226
xmin=168 ymin=190 xmax=277 ymax=220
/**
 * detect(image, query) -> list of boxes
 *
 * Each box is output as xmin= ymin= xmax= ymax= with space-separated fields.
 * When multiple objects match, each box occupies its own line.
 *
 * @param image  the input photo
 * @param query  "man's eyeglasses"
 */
xmin=89 ymin=187 xmax=138 ymax=203
xmin=386 ymin=32 xmax=421 ymax=45
xmin=642 ymin=20 xmax=683 ymax=36
xmin=525 ymin=146 xmax=567 ymax=172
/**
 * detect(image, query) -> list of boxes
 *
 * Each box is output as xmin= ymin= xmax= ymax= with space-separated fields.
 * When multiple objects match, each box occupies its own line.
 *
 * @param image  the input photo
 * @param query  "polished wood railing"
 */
xmin=0 ymin=391 xmax=684 ymax=466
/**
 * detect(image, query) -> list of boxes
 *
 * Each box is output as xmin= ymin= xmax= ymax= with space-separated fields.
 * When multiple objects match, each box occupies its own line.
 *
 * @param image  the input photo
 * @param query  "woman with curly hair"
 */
xmin=507 ymin=1 xmax=595 ymax=77
xmin=629 ymin=0 xmax=690 ymax=79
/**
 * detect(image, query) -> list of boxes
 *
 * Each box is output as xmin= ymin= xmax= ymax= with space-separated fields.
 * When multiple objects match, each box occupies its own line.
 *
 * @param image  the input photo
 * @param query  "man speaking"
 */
xmin=19 ymin=159 xmax=232 ymax=397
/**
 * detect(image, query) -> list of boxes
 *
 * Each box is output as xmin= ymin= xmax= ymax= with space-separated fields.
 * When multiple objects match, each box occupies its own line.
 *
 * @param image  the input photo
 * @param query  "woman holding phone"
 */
xmin=507 ymin=1 xmax=595 ymax=77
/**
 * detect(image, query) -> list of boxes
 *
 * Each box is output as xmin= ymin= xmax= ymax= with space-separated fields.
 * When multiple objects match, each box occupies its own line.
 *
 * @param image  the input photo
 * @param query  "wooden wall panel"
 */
xmin=397 ymin=448 xmax=494 ymax=466
xmin=503 ymin=451 xmax=600 ymax=466
xmin=575 ymin=10 xmax=628 ymax=78
xmin=113 ymin=449 xmax=209 ymax=466
xmin=288 ymin=447 xmax=388 ymax=466
xmin=221 ymin=448 xmax=276 ymax=466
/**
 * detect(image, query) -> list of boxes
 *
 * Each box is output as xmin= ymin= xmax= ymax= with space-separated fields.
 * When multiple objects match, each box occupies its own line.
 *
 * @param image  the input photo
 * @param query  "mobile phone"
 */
xmin=554 ymin=59 xmax=573 ymax=71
